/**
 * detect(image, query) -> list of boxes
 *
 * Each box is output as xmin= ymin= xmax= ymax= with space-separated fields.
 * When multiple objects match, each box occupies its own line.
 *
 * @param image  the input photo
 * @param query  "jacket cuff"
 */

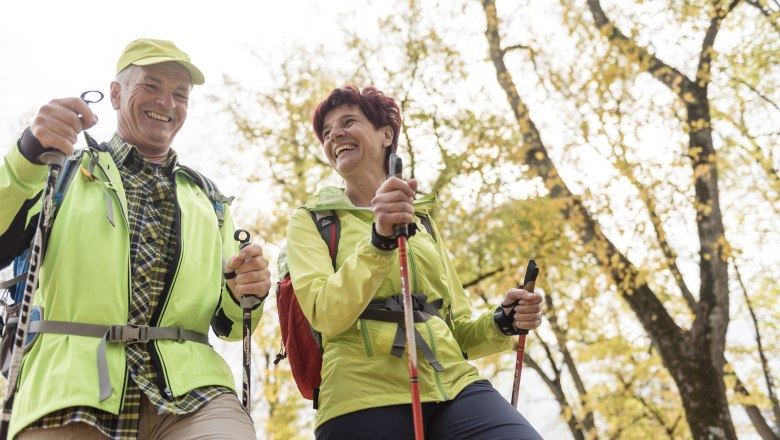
xmin=18 ymin=127 xmax=47 ymax=165
xmin=6 ymin=138 xmax=48 ymax=187
xmin=371 ymin=223 xmax=398 ymax=250
xmin=226 ymin=283 xmax=267 ymax=310
xmin=493 ymin=304 xmax=528 ymax=336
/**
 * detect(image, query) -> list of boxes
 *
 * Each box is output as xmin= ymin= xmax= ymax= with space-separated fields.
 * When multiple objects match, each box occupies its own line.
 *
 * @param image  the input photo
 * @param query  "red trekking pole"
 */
xmin=510 ymin=259 xmax=539 ymax=407
xmin=389 ymin=154 xmax=425 ymax=440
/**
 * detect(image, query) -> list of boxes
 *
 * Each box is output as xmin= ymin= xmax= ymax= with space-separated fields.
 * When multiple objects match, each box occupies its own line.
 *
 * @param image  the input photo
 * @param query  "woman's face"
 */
xmin=321 ymin=104 xmax=392 ymax=181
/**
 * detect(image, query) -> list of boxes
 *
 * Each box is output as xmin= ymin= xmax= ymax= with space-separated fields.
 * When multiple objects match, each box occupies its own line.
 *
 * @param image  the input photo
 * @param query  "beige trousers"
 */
xmin=17 ymin=393 xmax=256 ymax=439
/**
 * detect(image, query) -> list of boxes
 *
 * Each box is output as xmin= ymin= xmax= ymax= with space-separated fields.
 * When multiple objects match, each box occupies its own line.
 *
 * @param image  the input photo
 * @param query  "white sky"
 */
xmin=4 ymin=1 xmax=770 ymax=438
xmin=0 ymin=0 xmax=373 ymax=143
xmin=0 ymin=1 xmax=570 ymax=438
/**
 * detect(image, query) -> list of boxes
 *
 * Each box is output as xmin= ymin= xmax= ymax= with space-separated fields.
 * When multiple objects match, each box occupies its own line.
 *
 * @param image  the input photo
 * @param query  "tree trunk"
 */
xmin=481 ymin=1 xmax=739 ymax=437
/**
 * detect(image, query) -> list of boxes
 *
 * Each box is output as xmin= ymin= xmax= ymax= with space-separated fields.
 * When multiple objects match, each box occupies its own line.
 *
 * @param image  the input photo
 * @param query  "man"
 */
xmin=0 ymin=38 xmax=269 ymax=439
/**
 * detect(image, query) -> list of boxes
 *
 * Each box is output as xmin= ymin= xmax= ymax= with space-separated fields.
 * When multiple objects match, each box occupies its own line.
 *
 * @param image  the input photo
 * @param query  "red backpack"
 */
xmin=274 ymin=210 xmax=339 ymax=408
xmin=274 ymin=209 xmax=435 ymax=408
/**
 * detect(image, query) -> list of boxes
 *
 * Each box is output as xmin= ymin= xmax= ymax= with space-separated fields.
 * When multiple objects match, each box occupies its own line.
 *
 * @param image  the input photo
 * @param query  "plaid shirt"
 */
xmin=26 ymin=134 xmax=232 ymax=438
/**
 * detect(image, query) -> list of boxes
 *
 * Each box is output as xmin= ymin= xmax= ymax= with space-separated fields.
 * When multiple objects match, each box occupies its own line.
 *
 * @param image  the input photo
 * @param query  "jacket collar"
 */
xmin=303 ymin=186 xmax=437 ymax=214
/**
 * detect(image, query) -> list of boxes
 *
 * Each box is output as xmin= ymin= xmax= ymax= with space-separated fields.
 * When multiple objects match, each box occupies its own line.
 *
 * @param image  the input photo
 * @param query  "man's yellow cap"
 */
xmin=116 ymin=38 xmax=205 ymax=85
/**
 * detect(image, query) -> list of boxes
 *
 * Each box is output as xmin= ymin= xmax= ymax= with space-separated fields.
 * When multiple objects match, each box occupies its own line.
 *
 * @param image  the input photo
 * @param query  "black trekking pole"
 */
xmin=0 ymin=150 xmax=66 ymax=439
xmin=509 ymin=259 xmax=539 ymax=408
xmin=0 ymin=91 xmax=103 ymax=440
xmin=232 ymin=230 xmax=260 ymax=412
xmin=388 ymin=154 xmax=425 ymax=440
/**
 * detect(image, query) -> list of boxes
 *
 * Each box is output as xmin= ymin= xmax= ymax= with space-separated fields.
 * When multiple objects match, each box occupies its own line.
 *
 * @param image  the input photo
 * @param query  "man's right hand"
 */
xmin=30 ymin=97 xmax=98 ymax=156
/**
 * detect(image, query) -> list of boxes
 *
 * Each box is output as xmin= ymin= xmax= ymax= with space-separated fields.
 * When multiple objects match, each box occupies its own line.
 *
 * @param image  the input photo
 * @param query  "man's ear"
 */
xmin=109 ymin=81 xmax=121 ymax=110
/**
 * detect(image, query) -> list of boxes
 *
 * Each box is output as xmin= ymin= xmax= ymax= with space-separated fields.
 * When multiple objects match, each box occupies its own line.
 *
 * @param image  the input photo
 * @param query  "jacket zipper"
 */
xmin=407 ymin=234 xmax=420 ymax=294
xmin=98 ymin=154 xmax=133 ymax=405
xmin=425 ymin=320 xmax=449 ymax=400
xmin=407 ymin=237 xmax=443 ymax=399
xmin=408 ymin=233 xmax=449 ymax=400
xmin=359 ymin=319 xmax=374 ymax=356
xmin=148 ymin=177 xmax=182 ymax=399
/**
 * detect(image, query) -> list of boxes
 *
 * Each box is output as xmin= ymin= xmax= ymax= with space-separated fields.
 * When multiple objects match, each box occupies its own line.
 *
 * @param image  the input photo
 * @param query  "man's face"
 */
xmin=110 ymin=62 xmax=191 ymax=155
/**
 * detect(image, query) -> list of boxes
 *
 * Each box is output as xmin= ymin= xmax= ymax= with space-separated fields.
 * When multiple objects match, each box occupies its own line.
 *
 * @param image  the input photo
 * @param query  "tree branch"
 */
xmin=712 ymin=106 xmax=780 ymax=213
xmin=696 ymin=0 xmax=741 ymax=89
xmin=585 ymin=0 xmax=695 ymax=100
xmin=601 ymin=97 xmax=697 ymax=310
xmin=483 ymin=0 xmax=684 ymax=361
xmin=526 ymin=349 xmax=587 ymax=440
xmin=585 ymin=0 xmax=731 ymax=381
xmin=735 ymin=77 xmax=780 ymax=112
xmin=546 ymin=291 xmax=598 ymax=436
xmin=729 ymin=367 xmax=780 ymax=440
xmin=733 ymin=258 xmax=780 ymax=428
xmin=461 ymin=266 xmax=506 ymax=289
xmin=745 ymin=0 xmax=780 ymax=35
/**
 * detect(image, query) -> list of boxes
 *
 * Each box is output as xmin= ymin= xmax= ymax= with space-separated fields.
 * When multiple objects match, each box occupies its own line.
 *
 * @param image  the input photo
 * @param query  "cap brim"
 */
xmin=132 ymin=56 xmax=205 ymax=85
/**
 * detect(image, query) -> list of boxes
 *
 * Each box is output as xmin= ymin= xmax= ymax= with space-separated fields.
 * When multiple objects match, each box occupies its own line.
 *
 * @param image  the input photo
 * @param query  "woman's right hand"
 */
xmin=372 ymin=176 xmax=418 ymax=237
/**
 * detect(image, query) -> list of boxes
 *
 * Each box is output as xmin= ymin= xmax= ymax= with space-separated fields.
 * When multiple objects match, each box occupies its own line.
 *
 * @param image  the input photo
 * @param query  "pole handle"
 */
xmin=37 ymin=150 xmax=66 ymax=167
xmin=388 ymin=153 xmax=409 ymax=238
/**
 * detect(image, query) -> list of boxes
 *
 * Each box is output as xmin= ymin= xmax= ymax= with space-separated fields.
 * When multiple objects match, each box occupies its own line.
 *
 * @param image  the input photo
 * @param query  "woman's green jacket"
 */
xmin=284 ymin=186 xmax=512 ymax=428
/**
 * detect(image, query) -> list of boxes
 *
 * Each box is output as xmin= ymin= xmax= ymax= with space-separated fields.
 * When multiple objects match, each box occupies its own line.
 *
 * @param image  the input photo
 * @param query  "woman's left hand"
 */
xmin=501 ymin=288 xmax=544 ymax=331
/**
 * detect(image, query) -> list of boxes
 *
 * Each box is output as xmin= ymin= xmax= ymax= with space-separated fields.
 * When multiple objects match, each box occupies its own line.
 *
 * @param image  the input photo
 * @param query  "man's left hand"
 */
xmin=224 ymin=243 xmax=271 ymax=301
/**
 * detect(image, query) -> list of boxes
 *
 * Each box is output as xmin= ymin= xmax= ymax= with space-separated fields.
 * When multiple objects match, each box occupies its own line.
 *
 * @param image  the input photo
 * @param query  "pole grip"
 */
xmin=388 ymin=153 xmax=409 ymax=238
xmin=37 ymin=150 xmax=66 ymax=167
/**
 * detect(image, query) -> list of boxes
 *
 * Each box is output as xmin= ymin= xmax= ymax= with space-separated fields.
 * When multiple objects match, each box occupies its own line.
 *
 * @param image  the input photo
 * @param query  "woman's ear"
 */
xmin=383 ymin=126 xmax=393 ymax=148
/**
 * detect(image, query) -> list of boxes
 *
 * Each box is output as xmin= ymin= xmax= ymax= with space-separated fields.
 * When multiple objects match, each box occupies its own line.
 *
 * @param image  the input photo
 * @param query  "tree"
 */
xmin=216 ymin=1 xmax=778 ymax=438
xmin=481 ymin=0 xmax=778 ymax=438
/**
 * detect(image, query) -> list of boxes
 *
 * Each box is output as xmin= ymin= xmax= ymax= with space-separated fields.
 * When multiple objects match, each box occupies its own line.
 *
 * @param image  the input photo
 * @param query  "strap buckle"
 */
xmin=109 ymin=324 xmax=150 ymax=344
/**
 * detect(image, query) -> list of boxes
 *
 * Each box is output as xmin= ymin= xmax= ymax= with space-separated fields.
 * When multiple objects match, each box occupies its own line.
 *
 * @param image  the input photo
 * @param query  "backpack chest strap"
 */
xmin=28 ymin=320 xmax=209 ymax=401
xmin=359 ymin=294 xmax=445 ymax=372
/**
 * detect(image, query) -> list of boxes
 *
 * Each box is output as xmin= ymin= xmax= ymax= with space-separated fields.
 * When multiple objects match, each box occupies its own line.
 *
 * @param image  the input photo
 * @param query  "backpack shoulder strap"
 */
xmin=53 ymin=149 xmax=88 ymax=215
xmin=416 ymin=213 xmax=435 ymax=242
xmin=3 ymin=149 xmax=89 ymax=301
xmin=176 ymin=164 xmax=235 ymax=228
xmin=305 ymin=209 xmax=340 ymax=270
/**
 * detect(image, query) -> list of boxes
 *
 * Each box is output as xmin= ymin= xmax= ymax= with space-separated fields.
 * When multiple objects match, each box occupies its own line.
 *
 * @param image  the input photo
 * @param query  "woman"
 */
xmin=285 ymin=84 xmax=544 ymax=439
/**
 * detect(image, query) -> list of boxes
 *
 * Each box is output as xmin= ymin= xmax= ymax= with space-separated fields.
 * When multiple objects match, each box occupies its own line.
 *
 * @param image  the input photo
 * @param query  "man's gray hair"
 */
xmin=115 ymin=65 xmax=136 ymax=87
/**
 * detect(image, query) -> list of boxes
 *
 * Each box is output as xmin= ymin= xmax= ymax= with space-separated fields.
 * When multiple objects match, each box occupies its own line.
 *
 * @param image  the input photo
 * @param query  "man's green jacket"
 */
xmin=0 ymin=142 xmax=262 ymax=438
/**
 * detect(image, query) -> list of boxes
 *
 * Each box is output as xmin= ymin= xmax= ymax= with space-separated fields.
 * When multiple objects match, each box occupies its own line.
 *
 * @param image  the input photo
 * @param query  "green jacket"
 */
xmin=0 ymin=142 xmax=263 ymax=438
xmin=284 ymin=186 xmax=512 ymax=428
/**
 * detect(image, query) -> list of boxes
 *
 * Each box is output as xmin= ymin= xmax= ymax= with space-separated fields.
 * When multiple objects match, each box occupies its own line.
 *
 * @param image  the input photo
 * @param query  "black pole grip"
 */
xmin=388 ymin=154 xmax=409 ymax=238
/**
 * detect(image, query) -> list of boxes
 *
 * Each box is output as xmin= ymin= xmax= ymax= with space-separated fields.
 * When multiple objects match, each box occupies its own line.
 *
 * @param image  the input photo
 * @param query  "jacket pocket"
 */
xmin=358 ymin=319 xmax=398 ymax=357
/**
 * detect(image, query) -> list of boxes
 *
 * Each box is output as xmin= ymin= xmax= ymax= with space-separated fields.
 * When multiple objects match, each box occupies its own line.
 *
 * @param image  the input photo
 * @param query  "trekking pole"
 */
xmin=509 ymin=259 xmax=539 ymax=408
xmin=0 ymin=150 xmax=66 ymax=439
xmin=389 ymin=154 xmax=425 ymax=440
xmin=233 ymin=230 xmax=260 ymax=412
xmin=0 ymin=91 xmax=103 ymax=440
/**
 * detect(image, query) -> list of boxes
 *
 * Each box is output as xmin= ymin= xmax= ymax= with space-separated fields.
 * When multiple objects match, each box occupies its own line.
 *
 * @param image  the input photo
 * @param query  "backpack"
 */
xmin=274 ymin=209 xmax=435 ymax=408
xmin=0 ymin=144 xmax=232 ymax=377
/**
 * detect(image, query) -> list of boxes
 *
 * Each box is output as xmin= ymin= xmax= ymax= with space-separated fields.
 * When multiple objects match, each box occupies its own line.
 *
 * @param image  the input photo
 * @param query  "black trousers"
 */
xmin=315 ymin=380 xmax=544 ymax=440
